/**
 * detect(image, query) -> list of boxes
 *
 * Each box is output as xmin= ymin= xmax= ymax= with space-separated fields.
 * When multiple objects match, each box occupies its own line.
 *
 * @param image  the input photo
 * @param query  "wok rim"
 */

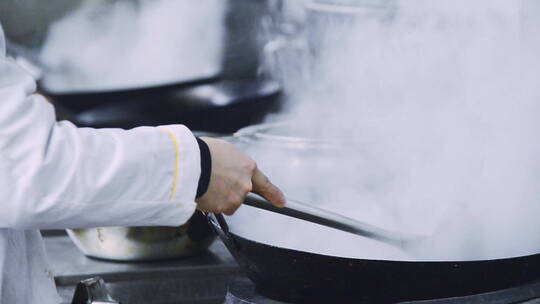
xmin=229 ymin=230 xmax=540 ymax=264
xmin=233 ymin=121 xmax=343 ymax=151
xmin=40 ymin=73 xmax=220 ymax=97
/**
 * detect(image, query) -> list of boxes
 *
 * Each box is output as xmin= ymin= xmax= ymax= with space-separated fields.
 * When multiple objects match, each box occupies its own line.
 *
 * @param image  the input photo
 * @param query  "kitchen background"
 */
xmin=4 ymin=1 xmax=540 ymax=303
xmin=0 ymin=0 xmax=272 ymax=79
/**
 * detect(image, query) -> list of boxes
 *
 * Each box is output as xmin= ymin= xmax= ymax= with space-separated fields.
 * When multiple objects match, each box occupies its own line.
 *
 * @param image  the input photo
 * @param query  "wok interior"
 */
xmin=232 ymin=124 xmax=540 ymax=262
xmin=228 ymin=206 xmax=411 ymax=261
xmin=228 ymin=207 xmax=540 ymax=262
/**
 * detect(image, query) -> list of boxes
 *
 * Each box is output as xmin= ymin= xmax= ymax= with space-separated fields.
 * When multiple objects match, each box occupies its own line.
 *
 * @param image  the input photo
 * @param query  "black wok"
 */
xmin=41 ymin=75 xmax=219 ymax=113
xmin=66 ymin=79 xmax=282 ymax=133
xmin=5 ymin=38 xmax=221 ymax=113
xmin=207 ymin=213 xmax=540 ymax=303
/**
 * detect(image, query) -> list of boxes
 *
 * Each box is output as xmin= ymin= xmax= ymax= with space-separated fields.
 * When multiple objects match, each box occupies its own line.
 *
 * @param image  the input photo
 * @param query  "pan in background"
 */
xmin=70 ymin=79 xmax=282 ymax=134
xmin=42 ymin=74 xmax=220 ymax=113
xmin=5 ymin=37 xmax=221 ymax=113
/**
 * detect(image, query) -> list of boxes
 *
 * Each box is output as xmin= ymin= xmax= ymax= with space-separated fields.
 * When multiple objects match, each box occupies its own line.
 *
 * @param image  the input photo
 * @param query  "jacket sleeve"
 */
xmin=0 ymin=58 xmax=200 ymax=229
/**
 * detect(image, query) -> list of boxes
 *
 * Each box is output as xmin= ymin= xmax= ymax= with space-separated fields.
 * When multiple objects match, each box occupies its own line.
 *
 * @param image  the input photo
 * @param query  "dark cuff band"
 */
xmin=196 ymin=137 xmax=212 ymax=198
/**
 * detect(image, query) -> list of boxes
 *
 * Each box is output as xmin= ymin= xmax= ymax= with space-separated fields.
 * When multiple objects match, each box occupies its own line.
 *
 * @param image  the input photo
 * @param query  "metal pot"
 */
xmin=67 ymin=211 xmax=215 ymax=261
xmin=261 ymin=0 xmax=397 ymax=101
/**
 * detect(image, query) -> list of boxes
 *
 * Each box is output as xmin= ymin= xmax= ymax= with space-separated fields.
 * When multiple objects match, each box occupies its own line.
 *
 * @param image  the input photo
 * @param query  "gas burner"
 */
xmin=225 ymin=278 xmax=540 ymax=304
xmin=225 ymin=278 xmax=286 ymax=304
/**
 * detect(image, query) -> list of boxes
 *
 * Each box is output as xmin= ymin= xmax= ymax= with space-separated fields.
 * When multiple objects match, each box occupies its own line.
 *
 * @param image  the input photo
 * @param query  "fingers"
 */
xmin=195 ymin=138 xmax=285 ymax=215
xmin=222 ymin=190 xmax=247 ymax=215
xmin=251 ymin=167 xmax=286 ymax=207
xmin=223 ymin=200 xmax=243 ymax=215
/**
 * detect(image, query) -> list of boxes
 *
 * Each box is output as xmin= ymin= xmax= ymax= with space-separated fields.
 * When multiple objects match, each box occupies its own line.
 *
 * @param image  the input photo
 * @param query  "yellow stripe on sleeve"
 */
xmin=159 ymin=129 xmax=180 ymax=200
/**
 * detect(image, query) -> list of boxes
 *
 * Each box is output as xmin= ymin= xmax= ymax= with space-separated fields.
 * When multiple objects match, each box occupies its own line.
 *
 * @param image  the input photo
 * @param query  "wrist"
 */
xmin=196 ymin=137 xmax=212 ymax=198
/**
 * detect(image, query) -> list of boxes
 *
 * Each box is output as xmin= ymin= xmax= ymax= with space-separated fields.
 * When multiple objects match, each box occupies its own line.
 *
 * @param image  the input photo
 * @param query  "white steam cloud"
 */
xmin=40 ymin=0 xmax=224 ymax=92
xmin=231 ymin=0 xmax=540 ymax=261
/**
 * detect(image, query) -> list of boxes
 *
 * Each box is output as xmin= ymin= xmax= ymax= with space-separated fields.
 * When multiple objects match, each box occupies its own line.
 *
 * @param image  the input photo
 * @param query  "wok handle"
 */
xmin=206 ymin=213 xmax=230 ymax=235
xmin=244 ymin=193 xmax=411 ymax=248
xmin=206 ymin=212 xmax=245 ymax=252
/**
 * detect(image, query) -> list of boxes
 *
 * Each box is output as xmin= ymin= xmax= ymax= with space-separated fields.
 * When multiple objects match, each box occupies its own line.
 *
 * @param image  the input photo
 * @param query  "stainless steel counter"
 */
xmin=45 ymin=236 xmax=240 ymax=304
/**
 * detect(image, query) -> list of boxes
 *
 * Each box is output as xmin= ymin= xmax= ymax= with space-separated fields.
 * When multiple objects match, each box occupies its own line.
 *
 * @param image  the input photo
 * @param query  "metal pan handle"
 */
xmin=206 ymin=212 xmax=241 ymax=253
xmin=244 ymin=193 xmax=418 ymax=248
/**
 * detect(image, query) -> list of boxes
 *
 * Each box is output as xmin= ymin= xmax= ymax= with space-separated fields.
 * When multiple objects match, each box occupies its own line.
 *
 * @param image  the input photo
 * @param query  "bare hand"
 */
xmin=196 ymin=137 xmax=285 ymax=215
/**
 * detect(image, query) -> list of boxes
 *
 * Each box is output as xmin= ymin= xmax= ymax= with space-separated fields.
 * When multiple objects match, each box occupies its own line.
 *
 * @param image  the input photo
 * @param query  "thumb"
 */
xmin=251 ymin=167 xmax=286 ymax=207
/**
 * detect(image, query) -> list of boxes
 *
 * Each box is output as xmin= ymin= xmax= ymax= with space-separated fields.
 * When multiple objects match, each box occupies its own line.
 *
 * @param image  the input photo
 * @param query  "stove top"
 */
xmin=224 ymin=278 xmax=540 ymax=304
xmin=45 ymin=236 xmax=241 ymax=304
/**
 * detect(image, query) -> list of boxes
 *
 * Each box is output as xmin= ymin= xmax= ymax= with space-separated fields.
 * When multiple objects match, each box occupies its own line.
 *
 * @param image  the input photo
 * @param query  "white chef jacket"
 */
xmin=0 ymin=23 xmax=200 ymax=303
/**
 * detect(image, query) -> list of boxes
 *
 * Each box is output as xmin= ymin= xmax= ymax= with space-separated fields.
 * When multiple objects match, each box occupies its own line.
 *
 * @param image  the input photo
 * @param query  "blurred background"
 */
xmin=8 ymin=2 xmax=540 ymax=304
xmin=0 ymin=0 xmax=306 ymax=134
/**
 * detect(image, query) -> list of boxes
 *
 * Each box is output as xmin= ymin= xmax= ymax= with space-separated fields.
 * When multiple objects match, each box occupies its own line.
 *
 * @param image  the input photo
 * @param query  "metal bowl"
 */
xmin=234 ymin=121 xmax=338 ymax=149
xmin=67 ymin=211 xmax=215 ymax=262
xmin=233 ymin=122 xmax=351 ymax=200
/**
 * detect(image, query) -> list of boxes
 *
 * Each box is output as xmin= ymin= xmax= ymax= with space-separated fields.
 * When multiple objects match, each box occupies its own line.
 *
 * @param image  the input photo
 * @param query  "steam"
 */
xmin=231 ymin=0 xmax=540 ymax=261
xmin=40 ymin=0 xmax=224 ymax=92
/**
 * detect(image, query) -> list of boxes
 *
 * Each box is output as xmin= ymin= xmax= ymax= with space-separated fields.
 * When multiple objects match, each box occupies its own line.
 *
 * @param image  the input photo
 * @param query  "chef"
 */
xmin=0 ymin=23 xmax=285 ymax=303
